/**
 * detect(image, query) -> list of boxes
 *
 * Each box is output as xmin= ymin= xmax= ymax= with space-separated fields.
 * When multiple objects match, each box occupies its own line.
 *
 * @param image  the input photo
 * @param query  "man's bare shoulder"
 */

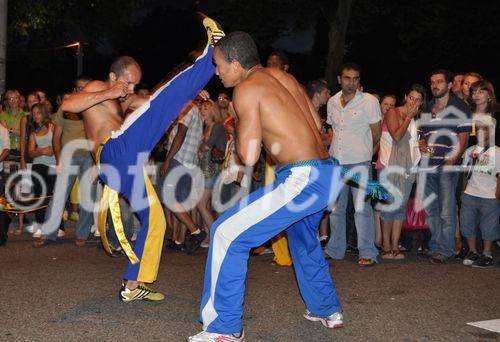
xmin=83 ymin=80 xmax=109 ymax=92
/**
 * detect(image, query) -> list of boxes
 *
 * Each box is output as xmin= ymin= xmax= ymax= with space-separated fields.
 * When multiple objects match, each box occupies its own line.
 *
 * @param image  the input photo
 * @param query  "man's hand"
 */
xmin=108 ymin=81 xmax=129 ymax=99
xmin=198 ymin=90 xmax=210 ymax=101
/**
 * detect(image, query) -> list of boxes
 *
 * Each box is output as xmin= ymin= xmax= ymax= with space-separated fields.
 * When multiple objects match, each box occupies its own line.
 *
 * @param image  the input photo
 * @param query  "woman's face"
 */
xmin=6 ymin=91 xmax=20 ymax=110
xmin=405 ymin=90 xmax=423 ymax=107
xmin=471 ymin=88 xmax=490 ymax=108
xmin=462 ymin=76 xmax=480 ymax=96
xmin=380 ymin=96 xmax=396 ymax=115
xmin=27 ymin=94 xmax=39 ymax=110
xmin=32 ymin=107 xmax=43 ymax=125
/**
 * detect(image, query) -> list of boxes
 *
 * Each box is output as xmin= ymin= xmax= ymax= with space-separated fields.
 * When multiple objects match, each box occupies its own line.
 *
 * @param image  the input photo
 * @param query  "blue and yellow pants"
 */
xmin=97 ymin=44 xmax=215 ymax=283
xmin=200 ymin=158 xmax=344 ymax=334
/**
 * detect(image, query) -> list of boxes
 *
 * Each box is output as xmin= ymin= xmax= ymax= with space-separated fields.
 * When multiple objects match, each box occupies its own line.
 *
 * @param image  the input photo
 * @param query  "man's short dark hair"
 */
xmin=429 ymin=69 xmax=453 ymax=84
xmin=110 ymin=56 xmax=140 ymax=76
xmin=215 ymin=31 xmax=260 ymax=70
xmin=268 ymin=50 xmax=289 ymax=66
xmin=339 ymin=62 xmax=361 ymax=76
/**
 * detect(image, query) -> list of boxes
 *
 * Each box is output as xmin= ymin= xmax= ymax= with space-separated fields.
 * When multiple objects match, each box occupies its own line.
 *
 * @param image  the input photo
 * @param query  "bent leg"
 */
xmin=287 ymin=211 xmax=342 ymax=317
xmin=200 ymin=163 xmax=341 ymax=334
xmin=116 ymin=45 xmax=216 ymax=154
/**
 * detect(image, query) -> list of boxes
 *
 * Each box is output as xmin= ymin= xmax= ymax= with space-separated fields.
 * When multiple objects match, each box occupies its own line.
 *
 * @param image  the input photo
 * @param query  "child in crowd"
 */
xmin=461 ymin=115 xmax=500 ymax=268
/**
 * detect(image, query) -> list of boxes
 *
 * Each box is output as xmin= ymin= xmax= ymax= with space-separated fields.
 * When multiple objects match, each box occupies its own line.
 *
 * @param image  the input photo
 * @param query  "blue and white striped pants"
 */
xmin=199 ymin=158 xmax=344 ymax=334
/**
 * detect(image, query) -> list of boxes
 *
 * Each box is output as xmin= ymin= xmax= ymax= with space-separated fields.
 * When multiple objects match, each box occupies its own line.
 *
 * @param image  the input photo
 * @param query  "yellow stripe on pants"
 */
xmin=137 ymin=170 xmax=167 ymax=282
xmin=265 ymin=156 xmax=292 ymax=266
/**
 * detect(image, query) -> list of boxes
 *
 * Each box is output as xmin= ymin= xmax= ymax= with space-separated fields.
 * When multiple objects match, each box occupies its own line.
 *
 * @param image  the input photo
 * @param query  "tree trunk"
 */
xmin=0 ymin=0 xmax=7 ymax=95
xmin=324 ymin=0 xmax=354 ymax=92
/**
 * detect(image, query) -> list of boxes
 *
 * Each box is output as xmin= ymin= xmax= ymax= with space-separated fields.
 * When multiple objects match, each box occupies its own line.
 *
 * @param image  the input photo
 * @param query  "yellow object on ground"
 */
xmin=265 ymin=155 xmax=292 ymax=266
xmin=70 ymin=177 xmax=80 ymax=205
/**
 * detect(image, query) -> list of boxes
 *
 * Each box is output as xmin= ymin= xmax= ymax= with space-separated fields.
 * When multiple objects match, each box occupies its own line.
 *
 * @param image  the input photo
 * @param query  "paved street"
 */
xmin=1 ymin=228 xmax=499 ymax=342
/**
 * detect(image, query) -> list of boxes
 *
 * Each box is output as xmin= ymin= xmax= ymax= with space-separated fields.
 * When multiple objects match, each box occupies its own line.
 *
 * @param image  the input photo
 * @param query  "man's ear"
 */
xmin=231 ymin=60 xmax=242 ymax=73
xmin=109 ymin=72 xmax=117 ymax=82
xmin=284 ymin=64 xmax=289 ymax=72
xmin=337 ymin=75 xmax=341 ymax=85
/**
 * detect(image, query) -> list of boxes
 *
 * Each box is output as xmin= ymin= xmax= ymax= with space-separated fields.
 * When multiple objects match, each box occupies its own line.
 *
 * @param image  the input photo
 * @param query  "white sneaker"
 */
xmin=57 ymin=229 xmax=65 ymax=238
xmin=33 ymin=229 xmax=42 ymax=238
xmin=25 ymin=224 xmax=36 ymax=234
xmin=93 ymin=229 xmax=101 ymax=237
xmin=131 ymin=232 xmax=137 ymax=242
xmin=303 ymin=309 xmax=344 ymax=329
xmin=200 ymin=241 xmax=210 ymax=248
xmin=188 ymin=330 xmax=244 ymax=342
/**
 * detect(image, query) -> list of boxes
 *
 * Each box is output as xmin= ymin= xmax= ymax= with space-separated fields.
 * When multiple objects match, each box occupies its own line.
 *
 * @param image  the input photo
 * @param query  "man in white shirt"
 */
xmin=324 ymin=63 xmax=382 ymax=267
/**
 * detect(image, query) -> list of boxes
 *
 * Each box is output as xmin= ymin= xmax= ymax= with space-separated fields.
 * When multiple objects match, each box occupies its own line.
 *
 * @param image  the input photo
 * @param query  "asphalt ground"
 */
xmin=1 ymin=226 xmax=499 ymax=342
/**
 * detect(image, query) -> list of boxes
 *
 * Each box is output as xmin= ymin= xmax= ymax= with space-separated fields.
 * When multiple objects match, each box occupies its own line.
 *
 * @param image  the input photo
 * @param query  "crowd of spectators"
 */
xmin=0 ymin=51 xmax=499 ymax=269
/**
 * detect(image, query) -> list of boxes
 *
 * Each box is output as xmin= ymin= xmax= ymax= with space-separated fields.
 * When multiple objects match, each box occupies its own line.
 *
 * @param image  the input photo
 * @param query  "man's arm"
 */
xmin=369 ymin=121 xmax=382 ymax=155
xmin=0 ymin=148 xmax=9 ymax=162
xmin=232 ymin=83 xmax=262 ymax=166
xmin=61 ymin=80 xmax=128 ymax=113
xmin=445 ymin=132 xmax=469 ymax=166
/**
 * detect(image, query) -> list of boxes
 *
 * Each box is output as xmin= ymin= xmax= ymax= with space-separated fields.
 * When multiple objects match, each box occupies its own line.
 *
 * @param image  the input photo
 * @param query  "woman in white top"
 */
xmin=380 ymin=84 xmax=425 ymax=259
xmin=28 ymin=103 xmax=57 ymax=226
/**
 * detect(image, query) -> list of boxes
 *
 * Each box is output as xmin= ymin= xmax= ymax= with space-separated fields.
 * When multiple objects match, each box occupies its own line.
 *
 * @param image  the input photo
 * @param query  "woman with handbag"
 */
xmin=380 ymin=84 xmax=425 ymax=259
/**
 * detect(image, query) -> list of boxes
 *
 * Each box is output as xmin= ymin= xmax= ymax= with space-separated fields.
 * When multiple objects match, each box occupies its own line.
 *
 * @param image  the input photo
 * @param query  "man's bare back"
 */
xmin=232 ymin=66 xmax=328 ymax=166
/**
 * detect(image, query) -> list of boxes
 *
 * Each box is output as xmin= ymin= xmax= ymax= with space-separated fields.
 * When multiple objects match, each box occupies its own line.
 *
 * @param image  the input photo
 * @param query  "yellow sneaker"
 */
xmin=119 ymin=283 xmax=165 ymax=302
xmin=63 ymin=209 xmax=69 ymax=221
xmin=198 ymin=12 xmax=225 ymax=45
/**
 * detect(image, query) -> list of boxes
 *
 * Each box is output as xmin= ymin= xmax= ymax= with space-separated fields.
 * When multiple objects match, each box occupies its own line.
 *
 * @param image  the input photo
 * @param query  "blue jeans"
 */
xmin=325 ymin=161 xmax=378 ymax=260
xmin=42 ymin=154 xmax=96 ymax=241
xmin=421 ymin=170 xmax=459 ymax=257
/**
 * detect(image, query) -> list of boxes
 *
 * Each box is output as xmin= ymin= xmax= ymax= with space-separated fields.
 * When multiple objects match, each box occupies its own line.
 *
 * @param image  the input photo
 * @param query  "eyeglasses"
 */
xmin=218 ymin=96 xmax=229 ymax=101
xmin=7 ymin=97 xmax=19 ymax=101
xmin=408 ymin=95 xmax=423 ymax=102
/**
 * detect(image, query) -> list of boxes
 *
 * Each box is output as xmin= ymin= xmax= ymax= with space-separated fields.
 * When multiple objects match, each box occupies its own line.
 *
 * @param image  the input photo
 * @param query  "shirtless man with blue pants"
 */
xmin=188 ymin=31 xmax=345 ymax=342
xmin=61 ymin=14 xmax=224 ymax=301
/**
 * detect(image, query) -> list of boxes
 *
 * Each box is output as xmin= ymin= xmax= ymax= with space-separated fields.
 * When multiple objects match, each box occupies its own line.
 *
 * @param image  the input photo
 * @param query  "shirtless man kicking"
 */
xmin=188 ymin=31 xmax=344 ymax=341
xmin=60 ymin=14 xmax=224 ymax=301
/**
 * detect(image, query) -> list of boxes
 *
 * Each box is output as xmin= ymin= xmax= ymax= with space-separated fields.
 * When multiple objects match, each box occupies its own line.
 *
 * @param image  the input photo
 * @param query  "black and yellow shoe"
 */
xmin=119 ymin=282 xmax=165 ymax=302
xmin=197 ymin=12 xmax=225 ymax=45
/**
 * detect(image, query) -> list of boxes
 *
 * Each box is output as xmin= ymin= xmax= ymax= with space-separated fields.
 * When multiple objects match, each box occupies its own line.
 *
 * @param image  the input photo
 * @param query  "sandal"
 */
xmin=358 ymin=258 xmax=376 ymax=267
xmin=33 ymin=237 xmax=50 ymax=248
xmin=381 ymin=250 xmax=394 ymax=260
xmin=393 ymin=250 xmax=405 ymax=260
